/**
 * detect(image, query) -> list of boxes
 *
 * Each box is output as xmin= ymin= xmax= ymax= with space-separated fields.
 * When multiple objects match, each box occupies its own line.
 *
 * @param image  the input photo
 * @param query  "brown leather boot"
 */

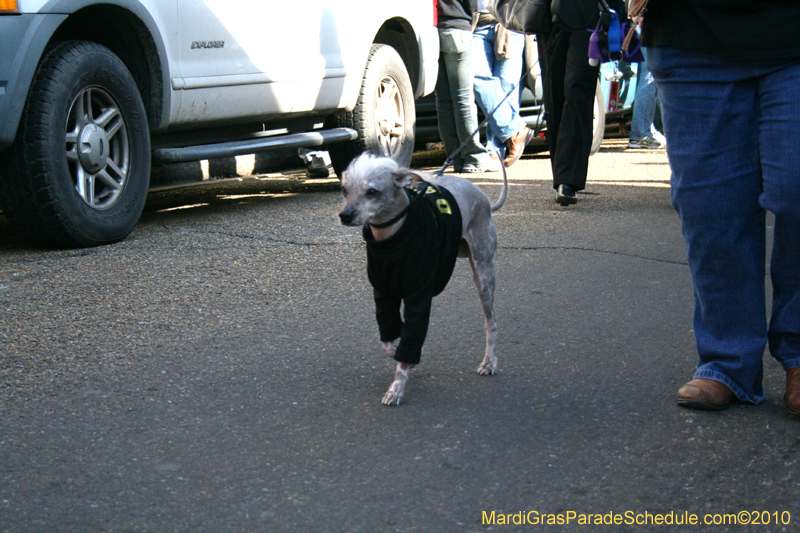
xmin=503 ymin=127 xmax=533 ymax=167
xmin=785 ymin=367 xmax=800 ymax=415
xmin=677 ymin=378 xmax=734 ymax=410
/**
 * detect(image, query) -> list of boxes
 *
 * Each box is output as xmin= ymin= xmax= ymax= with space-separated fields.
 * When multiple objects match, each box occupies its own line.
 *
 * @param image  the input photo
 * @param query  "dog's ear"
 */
xmin=392 ymin=170 xmax=422 ymax=188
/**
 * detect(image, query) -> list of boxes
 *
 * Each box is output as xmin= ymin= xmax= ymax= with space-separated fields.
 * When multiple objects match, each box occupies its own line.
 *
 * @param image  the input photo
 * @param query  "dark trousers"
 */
xmin=537 ymin=26 xmax=600 ymax=190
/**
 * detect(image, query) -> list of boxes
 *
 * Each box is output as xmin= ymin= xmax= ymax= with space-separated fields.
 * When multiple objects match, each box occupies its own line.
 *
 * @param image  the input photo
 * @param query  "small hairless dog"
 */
xmin=339 ymin=154 xmax=508 ymax=405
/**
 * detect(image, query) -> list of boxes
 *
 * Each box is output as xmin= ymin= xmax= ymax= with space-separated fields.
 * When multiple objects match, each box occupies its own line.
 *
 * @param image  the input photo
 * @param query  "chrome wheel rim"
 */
xmin=65 ymin=86 xmax=130 ymax=210
xmin=374 ymin=75 xmax=405 ymax=158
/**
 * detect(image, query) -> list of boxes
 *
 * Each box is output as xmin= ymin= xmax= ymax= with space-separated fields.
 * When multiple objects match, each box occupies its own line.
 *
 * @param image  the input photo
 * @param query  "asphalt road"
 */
xmin=1 ymin=140 xmax=798 ymax=532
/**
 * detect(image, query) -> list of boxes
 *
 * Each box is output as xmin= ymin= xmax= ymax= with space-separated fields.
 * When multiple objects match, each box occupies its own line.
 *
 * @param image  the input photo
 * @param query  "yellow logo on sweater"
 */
xmin=436 ymin=199 xmax=452 ymax=215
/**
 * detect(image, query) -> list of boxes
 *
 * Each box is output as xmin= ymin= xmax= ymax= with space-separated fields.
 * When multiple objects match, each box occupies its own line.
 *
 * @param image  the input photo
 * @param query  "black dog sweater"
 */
xmin=362 ymin=182 xmax=463 ymax=365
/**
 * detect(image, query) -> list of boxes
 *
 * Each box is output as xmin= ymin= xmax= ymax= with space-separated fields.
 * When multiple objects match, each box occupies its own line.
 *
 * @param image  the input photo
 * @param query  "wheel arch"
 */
xmin=46 ymin=2 xmax=170 ymax=134
xmin=373 ymin=17 xmax=423 ymax=99
xmin=0 ymin=13 xmax=66 ymax=151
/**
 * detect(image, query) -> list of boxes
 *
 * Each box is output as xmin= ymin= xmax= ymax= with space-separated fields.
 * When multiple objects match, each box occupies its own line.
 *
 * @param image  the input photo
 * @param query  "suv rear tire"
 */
xmin=328 ymin=44 xmax=415 ymax=177
xmin=0 ymin=41 xmax=150 ymax=248
xmin=590 ymin=80 xmax=606 ymax=155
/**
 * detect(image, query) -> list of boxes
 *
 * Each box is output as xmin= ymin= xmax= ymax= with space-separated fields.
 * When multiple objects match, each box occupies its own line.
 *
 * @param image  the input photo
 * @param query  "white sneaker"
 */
xmin=628 ymin=137 xmax=663 ymax=149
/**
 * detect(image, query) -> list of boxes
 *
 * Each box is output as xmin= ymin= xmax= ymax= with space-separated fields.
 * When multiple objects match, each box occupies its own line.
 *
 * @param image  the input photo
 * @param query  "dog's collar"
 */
xmin=367 ymin=181 xmax=429 ymax=229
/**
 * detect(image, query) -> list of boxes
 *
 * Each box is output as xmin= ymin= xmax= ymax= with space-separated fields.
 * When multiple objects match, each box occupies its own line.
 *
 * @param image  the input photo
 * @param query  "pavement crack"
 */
xmin=204 ymin=230 xmax=355 ymax=248
xmin=501 ymin=245 xmax=688 ymax=265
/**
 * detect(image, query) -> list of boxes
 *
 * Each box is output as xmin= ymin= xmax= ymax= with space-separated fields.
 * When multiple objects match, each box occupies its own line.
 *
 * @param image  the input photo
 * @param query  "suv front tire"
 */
xmin=0 ymin=41 xmax=150 ymax=248
xmin=328 ymin=44 xmax=415 ymax=177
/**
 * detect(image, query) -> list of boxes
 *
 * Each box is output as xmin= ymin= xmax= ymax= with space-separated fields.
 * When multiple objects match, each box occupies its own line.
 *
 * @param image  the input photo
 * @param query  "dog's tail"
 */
xmin=491 ymin=160 xmax=509 ymax=212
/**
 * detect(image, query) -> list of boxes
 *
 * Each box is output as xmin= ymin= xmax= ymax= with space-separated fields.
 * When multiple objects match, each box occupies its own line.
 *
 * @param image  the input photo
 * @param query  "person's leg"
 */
xmin=629 ymin=48 xmax=660 ymax=144
xmin=757 ymin=60 xmax=800 ymax=375
xmin=472 ymin=26 xmax=525 ymax=157
xmin=439 ymin=28 xmax=489 ymax=170
xmin=472 ymin=26 xmax=504 ymax=155
xmin=434 ymin=30 xmax=464 ymax=171
xmin=494 ymin=30 xmax=526 ymax=118
xmin=649 ymin=47 xmax=770 ymax=404
xmin=493 ymin=29 xmax=529 ymax=164
xmin=550 ymin=29 xmax=599 ymax=191
xmin=537 ymin=28 xmax=565 ymax=177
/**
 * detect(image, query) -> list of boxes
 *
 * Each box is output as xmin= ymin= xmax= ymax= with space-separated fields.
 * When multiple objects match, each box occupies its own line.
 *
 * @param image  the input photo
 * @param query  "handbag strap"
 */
xmin=622 ymin=0 xmax=649 ymax=52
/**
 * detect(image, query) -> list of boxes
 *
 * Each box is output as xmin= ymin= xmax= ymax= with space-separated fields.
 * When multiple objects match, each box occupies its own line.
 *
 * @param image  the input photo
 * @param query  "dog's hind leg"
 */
xmin=471 ymin=255 xmax=498 ymax=375
xmin=465 ymin=229 xmax=499 ymax=376
xmin=383 ymin=362 xmax=412 ymax=406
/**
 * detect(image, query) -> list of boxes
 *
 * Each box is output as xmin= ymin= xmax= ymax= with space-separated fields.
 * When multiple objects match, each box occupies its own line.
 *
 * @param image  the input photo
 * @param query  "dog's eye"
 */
xmin=341 ymin=187 xmax=348 ymax=196
xmin=366 ymin=188 xmax=379 ymax=197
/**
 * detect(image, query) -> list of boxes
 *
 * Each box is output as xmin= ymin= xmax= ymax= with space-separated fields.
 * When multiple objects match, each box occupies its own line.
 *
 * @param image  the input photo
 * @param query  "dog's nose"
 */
xmin=339 ymin=211 xmax=354 ymax=225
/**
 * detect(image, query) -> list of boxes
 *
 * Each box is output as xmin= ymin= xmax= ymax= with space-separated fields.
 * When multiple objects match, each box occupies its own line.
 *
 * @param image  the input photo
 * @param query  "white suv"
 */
xmin=0 ymin=0 xmax=438 ymax=247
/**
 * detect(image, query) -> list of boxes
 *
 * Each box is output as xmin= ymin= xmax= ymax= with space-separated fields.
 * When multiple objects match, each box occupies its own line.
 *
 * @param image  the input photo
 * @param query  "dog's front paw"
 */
xmin=477 ymin=360 xmax=497 ymax=376
xmin=382 ymin=388 xmax=404 ymax=406
xmin=383 ymin=362 xmax=410 ymax=406
xmin=382 ymin=376 xmax=406 ymax=406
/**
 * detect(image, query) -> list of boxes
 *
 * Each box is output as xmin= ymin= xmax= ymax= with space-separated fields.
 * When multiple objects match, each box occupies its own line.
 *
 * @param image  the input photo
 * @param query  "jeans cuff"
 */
xmin=780 ymin=359 xmax=800 ymax=371
xmin=693 ymin=368 xmax=764 ymax=405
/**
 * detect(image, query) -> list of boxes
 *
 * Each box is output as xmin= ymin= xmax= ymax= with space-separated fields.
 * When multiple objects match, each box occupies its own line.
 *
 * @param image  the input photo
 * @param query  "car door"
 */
xmin=171 ymin=0 xmax=346 ymax=125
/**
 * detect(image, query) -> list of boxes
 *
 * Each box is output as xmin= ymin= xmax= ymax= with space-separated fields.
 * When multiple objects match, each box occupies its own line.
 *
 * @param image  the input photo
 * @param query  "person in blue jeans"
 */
xmin=435 ymin=0 xmax=495 ymax=173
xmin=642 ymin=0 xmax=800 ymax=413
xmin=471 ymin=3 xmax=533 ymax=167
xmin=627 ymin=47 xmax=664 ymax=150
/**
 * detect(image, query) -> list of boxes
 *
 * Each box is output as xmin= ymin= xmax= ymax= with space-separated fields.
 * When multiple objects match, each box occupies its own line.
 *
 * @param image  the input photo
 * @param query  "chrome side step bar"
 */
xmin=152 ymin=128 xmax=357 ymax=164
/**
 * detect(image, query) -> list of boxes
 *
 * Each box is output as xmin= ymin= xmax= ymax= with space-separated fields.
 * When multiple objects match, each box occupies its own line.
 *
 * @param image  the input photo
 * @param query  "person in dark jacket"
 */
xmin=641 ymin=0 xmax=800 ymax=413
